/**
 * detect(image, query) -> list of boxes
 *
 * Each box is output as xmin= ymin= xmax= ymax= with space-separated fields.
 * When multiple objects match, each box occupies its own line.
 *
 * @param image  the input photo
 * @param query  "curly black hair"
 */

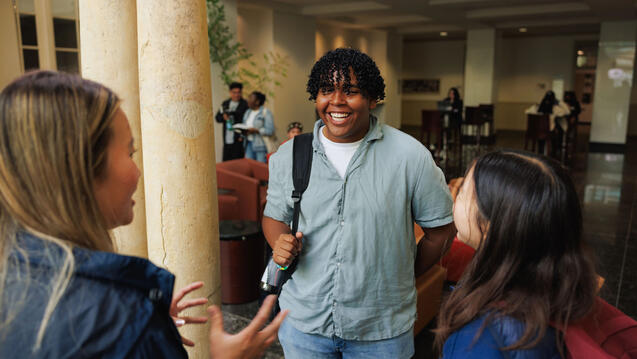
xmin=306 ymin=48 xmax=385 ymax=102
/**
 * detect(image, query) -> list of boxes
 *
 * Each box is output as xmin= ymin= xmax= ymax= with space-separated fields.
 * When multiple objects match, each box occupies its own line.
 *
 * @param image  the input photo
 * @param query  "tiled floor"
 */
xmin=221 ymin=125 xmax=637 ymax=358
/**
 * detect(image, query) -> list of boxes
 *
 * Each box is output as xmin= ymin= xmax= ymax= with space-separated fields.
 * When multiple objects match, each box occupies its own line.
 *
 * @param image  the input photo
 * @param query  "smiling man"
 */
xmin=263 ymin=48 xmax=456 ymax=358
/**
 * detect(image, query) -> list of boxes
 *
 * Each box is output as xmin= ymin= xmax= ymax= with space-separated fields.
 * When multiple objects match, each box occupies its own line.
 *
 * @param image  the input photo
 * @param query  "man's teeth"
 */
xmin=330 ymin=113 xmax=350 ymax=119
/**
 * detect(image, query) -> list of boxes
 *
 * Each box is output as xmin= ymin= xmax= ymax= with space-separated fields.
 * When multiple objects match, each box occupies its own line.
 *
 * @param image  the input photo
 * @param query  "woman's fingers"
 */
xmin=207 ymin=305 xmax=225 ymax=336
xmin=262 ymin=309 xmax=288 ymax=336
xmin=173 ymin=281 xmax=204 ymax=303
xmin=178 ymin=315 xmax=209 ymax=324
xmin=243 ymin=295 xmax=277 ymax=334
xmin=177 ymin=297 xmax=209 ymax=312
xmin=182 ymin=336 xmax=195 ymax=347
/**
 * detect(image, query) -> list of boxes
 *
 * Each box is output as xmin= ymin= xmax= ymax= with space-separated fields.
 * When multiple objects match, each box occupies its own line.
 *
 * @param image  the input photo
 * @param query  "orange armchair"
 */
xmin=216 ymin=159 xmax=269 ymax=221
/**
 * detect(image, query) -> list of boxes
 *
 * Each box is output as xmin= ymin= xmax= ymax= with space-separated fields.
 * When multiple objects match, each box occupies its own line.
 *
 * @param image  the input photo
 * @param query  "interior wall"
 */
xmin=272 ymin=11 xmax=317 ymax=141
xmin=0 ymin=2 xmax=22 ymax=90
xmin=401 ymin=35 xmax=584 ymax=131
xmin=401 ymin=40 xmax=465 ymax=126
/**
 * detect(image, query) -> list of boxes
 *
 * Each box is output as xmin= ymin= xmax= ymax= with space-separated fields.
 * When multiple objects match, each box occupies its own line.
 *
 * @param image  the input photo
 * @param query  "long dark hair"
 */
xmin=435 ymin=150 xmax=596 ymax=355
xmin=446 ymin=87 xmax=461 ymax=103
xmin=538 ymin=90 xmax=557 ymax=114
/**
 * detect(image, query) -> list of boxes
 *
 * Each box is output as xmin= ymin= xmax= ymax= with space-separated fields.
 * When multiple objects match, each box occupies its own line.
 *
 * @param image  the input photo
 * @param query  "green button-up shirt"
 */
xmin=264 ymin=116 xmax=453 ymax=340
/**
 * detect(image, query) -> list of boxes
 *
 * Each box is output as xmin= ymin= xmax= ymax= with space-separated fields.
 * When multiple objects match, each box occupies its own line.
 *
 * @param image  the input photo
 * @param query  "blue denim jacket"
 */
xmin=243 ymin=106 xmax=275 ymax=151
xmin=264 ymin=116 xmax=453 ymax=340
xmin=0 ymin=232 xmax=187 ymax=358
xmin=443 ymin=315 xmax=560 ymax=359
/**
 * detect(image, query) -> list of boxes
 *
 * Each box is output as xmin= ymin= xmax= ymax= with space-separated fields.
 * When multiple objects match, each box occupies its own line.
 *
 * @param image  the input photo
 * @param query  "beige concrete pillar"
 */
xmin=78 ymin=1 xmax=148 ymax=258
xmin=464 ymin=28 xmax=497 ymax=107
xmin=137 ymin=1 xmax=219 ymax=357
xmin=34 ymin=0 xmax=56 ymax=70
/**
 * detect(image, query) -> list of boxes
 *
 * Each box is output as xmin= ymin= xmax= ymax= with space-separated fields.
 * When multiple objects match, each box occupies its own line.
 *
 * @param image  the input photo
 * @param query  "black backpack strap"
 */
xmin=291 ymin=133 xmax=313 ymax=234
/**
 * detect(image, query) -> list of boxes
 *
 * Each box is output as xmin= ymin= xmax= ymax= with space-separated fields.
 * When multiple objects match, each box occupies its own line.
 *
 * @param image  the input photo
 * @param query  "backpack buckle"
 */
xmin=292 ymin=190 xmax=302 ymax=202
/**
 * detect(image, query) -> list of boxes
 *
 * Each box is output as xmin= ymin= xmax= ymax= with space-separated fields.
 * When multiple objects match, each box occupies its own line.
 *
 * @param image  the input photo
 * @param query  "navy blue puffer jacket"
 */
xmin=0 ymin=233 xmax=188 ymax=358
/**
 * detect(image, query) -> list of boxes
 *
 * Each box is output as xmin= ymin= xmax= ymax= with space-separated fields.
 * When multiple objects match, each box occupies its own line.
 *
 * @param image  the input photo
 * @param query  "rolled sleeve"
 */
xmin=263 ymin=147 xmax=293 ymax=224
xmin=412 ymin=148 xmax=454 ymax=228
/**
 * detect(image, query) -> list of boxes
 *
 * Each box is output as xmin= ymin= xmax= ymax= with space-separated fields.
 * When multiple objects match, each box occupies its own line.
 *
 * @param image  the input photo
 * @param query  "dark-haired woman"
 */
xmin=242 ymin=91 xmax=275 ymax=163
xmin=442 ymin=88 xmax=463 ymax=145
xmin=436 ymin=150 xmax=597 ymax=358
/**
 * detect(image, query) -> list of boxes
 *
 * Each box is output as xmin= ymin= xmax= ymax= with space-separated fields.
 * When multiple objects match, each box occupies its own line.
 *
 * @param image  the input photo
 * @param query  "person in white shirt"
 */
xmin=242 ymin=91 xmax=275 ymax=163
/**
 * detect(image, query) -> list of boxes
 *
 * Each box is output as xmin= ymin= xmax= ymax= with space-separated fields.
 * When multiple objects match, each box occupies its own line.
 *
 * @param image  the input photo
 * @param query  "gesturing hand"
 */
xmin=170 ymin=281 xmax=209 ymax=346
xmin=272 ymin=232 xmax=303 ymax=268
xmin=208 ymin=295 xmax=288 ymax=359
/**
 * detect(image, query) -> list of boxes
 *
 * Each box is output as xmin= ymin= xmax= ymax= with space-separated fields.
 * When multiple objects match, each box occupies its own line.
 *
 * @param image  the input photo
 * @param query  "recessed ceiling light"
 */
xmin=440 ymin=31 xmax=448 ymax=36
xmin=577 ymin=50 xmax=584 ymax=55
xmin=519 ymin=27 xmax=528 ymax=33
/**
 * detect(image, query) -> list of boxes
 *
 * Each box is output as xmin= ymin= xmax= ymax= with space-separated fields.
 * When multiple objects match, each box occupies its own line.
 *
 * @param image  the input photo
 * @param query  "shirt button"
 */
xmin=340 ymin=221 xmax=344 ymax=226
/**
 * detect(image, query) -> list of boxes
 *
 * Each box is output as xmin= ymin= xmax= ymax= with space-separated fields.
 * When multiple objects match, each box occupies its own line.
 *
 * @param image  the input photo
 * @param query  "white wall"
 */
xmin=402 ymin=40 xmax=466 ymax=101
xmin=238 ymin=7 xmax=317 ymax=143
xmin=1 ymin=2 xmax=23 ymax=90
xmin=401 ymin=40 xmax=465 ymax=126
xmin=272 ymin=11 xmax=317 ymax=140
xmin=497 ymin=36 xmax=575 ymax=103
xmin=464 ymin=29 xmax=496 ymax=107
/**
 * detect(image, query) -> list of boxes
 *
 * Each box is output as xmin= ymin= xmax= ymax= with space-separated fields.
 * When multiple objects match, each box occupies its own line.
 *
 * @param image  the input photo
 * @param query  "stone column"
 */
xmin=78 ymin=0 xmax=148 ymax=258
xmin=590 ymin=20 xmax=637 ymax=149
xmin=137 ymin=1 xmax=219 ymax=357
xmin=463 ymin=28 xmax=497 ymax=107
xmin=34 ymin=0 xmax=56 ymax=70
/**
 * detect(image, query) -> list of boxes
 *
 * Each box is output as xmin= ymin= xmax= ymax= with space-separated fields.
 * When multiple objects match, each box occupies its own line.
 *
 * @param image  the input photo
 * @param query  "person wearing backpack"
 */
xmin=262 ymin=48 xmax=456 ymax=358
xmin=436 ymin=150 xmax=597 ymax=358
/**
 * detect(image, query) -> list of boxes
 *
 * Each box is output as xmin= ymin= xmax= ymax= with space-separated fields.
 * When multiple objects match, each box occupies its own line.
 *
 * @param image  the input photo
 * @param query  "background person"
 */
xmin=525 ymin=90 xmax=570 ymax=155
xmin=242 ymin=91 xmax=275 ymax=163
xmin=442 ymin=87 xmax=463 ymax=142
xmin=286 ymin=121 xmax=303 ymax=139
xmin=215 ymin=82 xmax=249 ymax=161
xmin=436 ymin=150 xmax=596 ymax=358
xmin=0 ymin=71 xmax=286 ymax=358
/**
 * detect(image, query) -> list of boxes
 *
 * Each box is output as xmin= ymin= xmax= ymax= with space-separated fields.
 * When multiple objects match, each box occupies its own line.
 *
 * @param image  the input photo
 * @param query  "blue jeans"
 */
xmin=278 ymin=319 xmax=415 ymax=359
xmin=244 ymin=141 xmax=267 ymax=163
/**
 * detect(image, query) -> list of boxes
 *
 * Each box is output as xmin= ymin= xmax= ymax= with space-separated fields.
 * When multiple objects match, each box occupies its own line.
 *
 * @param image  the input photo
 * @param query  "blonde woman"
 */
xmin=0 ymin=71 xmax=286 ymax=358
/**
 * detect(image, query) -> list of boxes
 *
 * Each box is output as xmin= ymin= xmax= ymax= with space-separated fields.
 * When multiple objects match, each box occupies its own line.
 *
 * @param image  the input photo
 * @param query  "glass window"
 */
xmin=56 ymin=51 xmax=79 ymax=74
xmin=53 ymin=18 xmax=77 ymax=48
xmin=23 ymin=49 xmax=39 ymax=71
xmin=20 ymin=14 xmax=37 ymax=46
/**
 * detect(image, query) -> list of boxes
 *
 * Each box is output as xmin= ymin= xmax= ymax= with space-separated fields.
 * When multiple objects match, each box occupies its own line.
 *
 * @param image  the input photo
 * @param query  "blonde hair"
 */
xmin=0 ymin=71 xmax=121 ymax=349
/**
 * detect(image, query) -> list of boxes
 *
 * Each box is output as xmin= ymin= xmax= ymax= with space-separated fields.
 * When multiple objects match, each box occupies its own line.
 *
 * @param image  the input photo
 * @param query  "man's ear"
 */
xmin=369 ymin=100 xmax=377 ymax=109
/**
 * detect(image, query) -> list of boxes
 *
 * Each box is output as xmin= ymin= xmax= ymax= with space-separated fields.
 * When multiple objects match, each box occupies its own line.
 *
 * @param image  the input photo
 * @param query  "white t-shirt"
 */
xmin=318 ymin=126 xmax=363 ymax=179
